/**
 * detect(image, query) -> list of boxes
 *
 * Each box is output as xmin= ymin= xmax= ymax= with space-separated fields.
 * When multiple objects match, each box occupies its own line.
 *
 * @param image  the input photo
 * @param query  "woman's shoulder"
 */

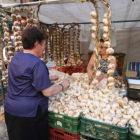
xmin=12 ymin=51 xmax=43 ymax=66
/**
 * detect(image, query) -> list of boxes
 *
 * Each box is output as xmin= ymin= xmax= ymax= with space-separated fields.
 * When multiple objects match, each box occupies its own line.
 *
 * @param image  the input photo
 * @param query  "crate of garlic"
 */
xmin=48 ymin=70 xmax=140 ymax=138
xmin=48 ymin=111 xmax=80 ymax=133
xmin=129 ymin=126 xmax=140 ymax=140
xmin=80 ymin=113 xmax=129 ymax=140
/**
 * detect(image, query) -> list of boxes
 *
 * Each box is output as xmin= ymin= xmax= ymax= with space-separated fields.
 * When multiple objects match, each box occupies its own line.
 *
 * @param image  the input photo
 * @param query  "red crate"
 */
xmin=49 ymin=126 xmax=80 ymax=140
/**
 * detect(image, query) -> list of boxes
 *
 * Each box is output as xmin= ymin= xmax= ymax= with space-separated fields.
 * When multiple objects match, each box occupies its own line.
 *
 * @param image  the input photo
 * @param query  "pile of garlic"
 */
xmin=49 ymin=69 xmax=70 ymax=85
xmin=48 ymin=70 xmax=140 ymax=134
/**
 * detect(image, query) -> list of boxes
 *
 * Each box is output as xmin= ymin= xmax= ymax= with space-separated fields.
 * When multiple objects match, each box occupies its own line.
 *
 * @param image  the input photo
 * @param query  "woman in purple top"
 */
xmin=4 ymin=26 xmax=70 ymax=140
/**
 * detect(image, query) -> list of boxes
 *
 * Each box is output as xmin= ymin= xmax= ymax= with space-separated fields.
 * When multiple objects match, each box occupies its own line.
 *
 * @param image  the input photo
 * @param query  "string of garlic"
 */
xmin=0 ymin=14 xmax=8 ymax=88
xmin=90 ymin=0 xmax=100 ymax=83
xmin=101 ymin=0 xmax=115 ymax=91
xmin=11 ymin=8 xmax=23 ymax=53
xmin=76 ymin=25 xmax=83 ymax=65
xmin=67 ymin=27 xmax=76 ymax=67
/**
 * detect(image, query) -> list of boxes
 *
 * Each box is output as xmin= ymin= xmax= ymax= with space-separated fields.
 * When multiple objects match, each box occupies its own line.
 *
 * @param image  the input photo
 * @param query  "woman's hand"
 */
xmin=97 ymin=74 xmax=107 ymax=82
xmin=97 ymin=75 xmax=104 ymax=82
xmin=61 ymin=79 xmax=70 ymax=89
xmin=87 ymin=69 xmax=93 ymax=79
xmin=50 ymin=75 xmax=59 ymax=81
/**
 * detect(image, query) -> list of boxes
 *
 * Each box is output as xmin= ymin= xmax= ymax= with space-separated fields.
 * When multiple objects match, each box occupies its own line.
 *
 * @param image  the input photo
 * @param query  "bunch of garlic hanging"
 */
xmin=63 ymin=29 xmax=70 ymax=64
xmin=25 ymin=8 xmax=38 ymax=28
xmin=90 ymin=11 xmax=98 ymax=39
xmin=53 ymin=29 xmax=61 ymax=68
xmin=11 ymin=13 xmax=23 ymax=53
xmin=26 ymin=18 xmax=38 ymax=28
xmin=0 ymin=51 xmax=8 ymax=88
xmin=75 ymin=26 xmax=83 ymax=65
xmin=47 ymin=28 xmax=52 ymax=61
xmin=67 ymin=27 xmax=76 ymax=67
xmin=2 ymin=15 xmax=14 ymax=62
xmin=90 ymin=5 xmax=100 ymax=80
xmin=100 ymin=1 xmax=115 ymax=91
xmin=1 ymin=14 xmax=9 ymax=87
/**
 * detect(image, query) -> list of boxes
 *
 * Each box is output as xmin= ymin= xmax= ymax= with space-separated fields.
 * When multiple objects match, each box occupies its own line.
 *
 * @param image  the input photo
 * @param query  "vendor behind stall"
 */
xmin=4 ymin=26 xmax=70 ymax=140
xmin=87 ymin=39 xmax=117 ymax=81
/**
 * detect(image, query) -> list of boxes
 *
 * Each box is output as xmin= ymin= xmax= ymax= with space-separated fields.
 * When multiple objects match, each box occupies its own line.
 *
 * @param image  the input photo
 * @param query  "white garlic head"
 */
xmin=90 ymin=11 xmax=97 ymax=17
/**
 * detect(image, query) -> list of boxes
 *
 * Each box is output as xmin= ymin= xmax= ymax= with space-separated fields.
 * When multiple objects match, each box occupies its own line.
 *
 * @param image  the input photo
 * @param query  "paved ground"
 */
xmin=0 ymin=108 xmax=8 ymax=140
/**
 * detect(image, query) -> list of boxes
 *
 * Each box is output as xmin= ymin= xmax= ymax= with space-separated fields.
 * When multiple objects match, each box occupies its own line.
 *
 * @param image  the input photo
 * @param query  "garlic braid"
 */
xmin=90 ymin=0 xmax=100 ymax=82
xmin=101 ymin=0 xmax=115 ymax=90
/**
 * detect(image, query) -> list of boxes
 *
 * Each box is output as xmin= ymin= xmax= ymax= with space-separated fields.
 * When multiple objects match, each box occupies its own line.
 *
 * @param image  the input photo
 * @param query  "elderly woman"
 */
xmin=4 ymin=26 xmax=70 ymax=140
xmin=87 ymin=39 xmax=116 ymax=81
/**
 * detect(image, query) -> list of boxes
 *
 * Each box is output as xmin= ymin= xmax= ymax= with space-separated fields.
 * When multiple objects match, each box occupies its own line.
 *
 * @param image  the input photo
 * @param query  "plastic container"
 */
xmin=80 ymin=114 xmax=129 ymax=140
xmin=49 ymin=126 xmax=80 ymax=140
xmin=49 ymin=111 xmax=80 ymax=133
xmin=129 ymin=126 xmax=140 ymax=140
xmin=80 ymin=134 xmax=101 ymax=140
xmin=119 ymin=84 xmax=127 ymax=97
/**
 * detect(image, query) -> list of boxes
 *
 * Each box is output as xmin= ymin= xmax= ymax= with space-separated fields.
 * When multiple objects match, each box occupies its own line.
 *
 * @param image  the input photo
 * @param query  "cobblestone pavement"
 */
xmin=0 ymin=113 xmax=8 ymax=140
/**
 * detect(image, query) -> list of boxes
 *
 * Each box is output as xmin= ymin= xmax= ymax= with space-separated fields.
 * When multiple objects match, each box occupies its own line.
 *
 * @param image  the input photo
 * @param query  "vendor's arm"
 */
xmin=42 ymin=79 xmax=70 ymax=97
xmin=97 ymin=57 xmax=117 ymax=81
xmin=49 ymin=75 xmax=59 ymax=81
xmin=87 ymin=53 xmax=95 ymax=78
xmin=97 ymin=74 xmax=108 ymax=81
xmin=112 ymin=57 xmax=117 ymax=71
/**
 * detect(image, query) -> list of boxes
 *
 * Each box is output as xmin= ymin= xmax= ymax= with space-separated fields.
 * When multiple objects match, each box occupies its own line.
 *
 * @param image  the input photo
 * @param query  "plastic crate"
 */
xmin=49 ymin=111 xmax=80 ymax=133
xmin=129 ymin=126 xmax=140 ymax=140
xmin=49 ymin=126 xmax=80 ymax=140
xmin=80 ymin=114 xmax=129 ymax=140
xmin=80 ymin=134 xmax=101 ymax=140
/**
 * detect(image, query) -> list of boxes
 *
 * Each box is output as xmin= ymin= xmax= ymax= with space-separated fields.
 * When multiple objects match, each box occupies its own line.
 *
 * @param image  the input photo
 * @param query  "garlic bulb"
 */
xmin=104 ymin=13 xmax=108 ymax=18
xmin=106 ymin=48 xmax=114 ymax=55
xmin=103 ymin=18 xmax=108 ymax=25
xmin=91 ymin=33 xmax=96 ymax=39
xmin=96 ymin=71 xmax=101 ymax=77
xmin=107 ymin=69 xmax=115 ymax=75
xmin=103 ymin=33 xmax=109 ymax=41
xmin=108 ymin=77 xmax=114 ymax=82
xmin=104 ymin=41 xmax=111 ymax=48
xmin=108 ymin=56 xmax=116 ymax=63
xmin=103 ymin=26 xmax=109 ymax=33
xmin=90 ymin=11 xmax=97 ymax=17
xmin=91 ymin=19 xmax=97 ymax=24
xmin=92 ymin=26 xmax=97 ymax=32
xmin=129 ymin=119 xmax=137 ymax=126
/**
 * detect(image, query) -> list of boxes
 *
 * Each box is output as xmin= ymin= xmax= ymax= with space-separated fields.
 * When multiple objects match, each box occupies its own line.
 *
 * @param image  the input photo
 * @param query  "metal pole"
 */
xmin=0 ymin=0 xmax=90 ymax=8
xmin=40 ymin=19 xmax=140 ymax=26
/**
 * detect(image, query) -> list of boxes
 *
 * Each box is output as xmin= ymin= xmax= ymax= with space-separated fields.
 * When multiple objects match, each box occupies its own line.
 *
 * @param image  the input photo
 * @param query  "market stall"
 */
xmin=0 ymin=0 xmax=140 ymax=140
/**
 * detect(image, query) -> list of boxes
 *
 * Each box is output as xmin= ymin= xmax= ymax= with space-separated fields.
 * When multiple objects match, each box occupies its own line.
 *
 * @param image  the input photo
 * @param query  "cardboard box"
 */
xmin=125 ymin=70 xmax=137 ymax=78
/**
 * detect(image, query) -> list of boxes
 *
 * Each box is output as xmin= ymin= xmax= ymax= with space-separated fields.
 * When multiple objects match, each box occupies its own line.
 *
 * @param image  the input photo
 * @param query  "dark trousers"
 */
xmin=5 ymin=106 xmax=49 ymax=140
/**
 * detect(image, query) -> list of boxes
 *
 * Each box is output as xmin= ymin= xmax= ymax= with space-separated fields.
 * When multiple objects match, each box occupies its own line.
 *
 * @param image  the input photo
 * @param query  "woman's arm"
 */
xmin=97 ymin=57 xmax=117 ymax=81
xmin=87 ymin=53 xmax=96 ymax=78
xmin=42 ymin=79 xmax=70 ymax=97
xmin=113 ymin=57 xmax=117 ymax=71
xmin=49 ymin=75 xmax=59 ymax=81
